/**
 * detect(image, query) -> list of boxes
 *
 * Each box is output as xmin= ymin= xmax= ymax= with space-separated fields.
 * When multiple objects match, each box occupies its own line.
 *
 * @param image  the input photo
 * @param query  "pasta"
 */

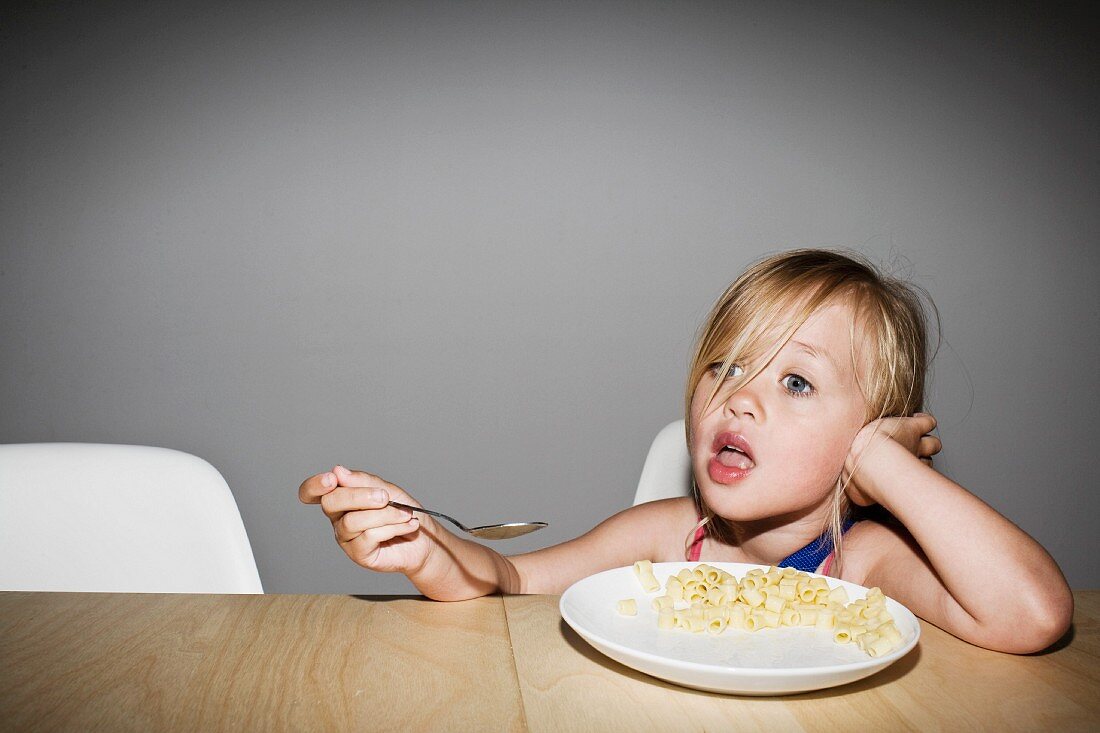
xmin=632 ymin=560 xmax=661 ymax=593
xmin=623 ymin=561 xmax=905 ymax=658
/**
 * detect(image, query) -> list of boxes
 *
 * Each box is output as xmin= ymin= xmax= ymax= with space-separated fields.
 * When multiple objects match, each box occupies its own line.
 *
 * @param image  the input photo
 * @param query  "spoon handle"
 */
xmin=388 ymin=500 xmax=470 ymax=532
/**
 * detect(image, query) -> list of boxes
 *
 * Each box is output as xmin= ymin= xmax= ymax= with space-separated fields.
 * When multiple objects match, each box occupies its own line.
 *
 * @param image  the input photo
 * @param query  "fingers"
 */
xmin=914 ymin=412 xmax=937 ymax=431
xmin=301 ymin=464 xmax=407 ymax=505
xmin=325 ymin=485 xmax=420 ymax=540
xmin=333 ymin=504 xmax=417 ymax=542
xmin=298 ymin=471 xmax=338 ymax=504
xmin=918 ymin=434 xmax=942 ymax=458
xmin=336 ymin=512 xmax=420 ymax=548
xmin=340 ymin=519 xmax=421 ymax=567
xmin=321 ymin=485 xmax=398 ymax=521
xmin=333 ymin=464 xmax=394 ymax=490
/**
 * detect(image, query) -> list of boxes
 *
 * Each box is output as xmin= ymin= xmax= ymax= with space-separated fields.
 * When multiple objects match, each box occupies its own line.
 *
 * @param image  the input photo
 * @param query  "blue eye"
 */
xmin=782 ymin=374 xmax=814 ymax=397
xmin=710 ymin=363 xmax=744 ymax=379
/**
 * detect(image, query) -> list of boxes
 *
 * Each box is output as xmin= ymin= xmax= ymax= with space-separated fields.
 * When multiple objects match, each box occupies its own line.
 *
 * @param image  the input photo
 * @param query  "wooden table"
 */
xmin=1 ymin=591 xmax=1097 ymax=731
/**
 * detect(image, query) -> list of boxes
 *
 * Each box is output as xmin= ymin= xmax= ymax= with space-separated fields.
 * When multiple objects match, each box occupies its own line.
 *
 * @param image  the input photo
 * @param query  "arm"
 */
xmin=507 ymin=497 xmax=694 ymax=595
xmin=300 ymin=466 xmax=687 ymax=600
xmin=844 ymin=419 xmax=1073 ymax=653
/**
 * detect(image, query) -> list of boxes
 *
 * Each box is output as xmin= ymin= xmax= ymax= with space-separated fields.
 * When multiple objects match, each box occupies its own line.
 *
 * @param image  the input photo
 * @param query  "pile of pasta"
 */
xmin=617 ymin=561 xmax=904 ymax=658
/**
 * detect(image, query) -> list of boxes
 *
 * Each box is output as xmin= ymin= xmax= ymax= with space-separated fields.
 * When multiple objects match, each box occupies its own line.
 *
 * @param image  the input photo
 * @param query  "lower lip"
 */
xmin=707 ymin=455 xmax=754 ymax=484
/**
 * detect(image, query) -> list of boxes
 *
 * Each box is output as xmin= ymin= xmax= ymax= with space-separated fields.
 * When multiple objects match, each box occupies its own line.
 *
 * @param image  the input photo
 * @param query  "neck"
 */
xmin=717 ymin=499 xmax=836 ymax=565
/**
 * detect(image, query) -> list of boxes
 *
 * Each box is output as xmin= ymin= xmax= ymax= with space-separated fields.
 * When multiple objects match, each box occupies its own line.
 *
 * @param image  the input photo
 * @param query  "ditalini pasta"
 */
xmin=632 ymin=560 xmax=661 ymax=592
xmin=620 ymin=562 xmax=904 ymax=658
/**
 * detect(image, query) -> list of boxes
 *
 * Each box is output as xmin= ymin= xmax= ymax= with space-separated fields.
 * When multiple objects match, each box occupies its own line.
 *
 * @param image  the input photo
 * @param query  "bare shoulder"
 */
xmin=592 ymin=496 xmax=696 ymax=558
xmin=833 ymin=516 xmax=917 ymax=587
xmin=629 ymin=496 xmax=697 ymax=522
xmin=627 ymin=496 xmax=699 ymax=560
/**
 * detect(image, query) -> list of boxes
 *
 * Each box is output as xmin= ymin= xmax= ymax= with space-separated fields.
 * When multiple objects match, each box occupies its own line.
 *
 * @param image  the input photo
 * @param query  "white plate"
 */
xmin=559 ymin=562 xmax=920 ymax=696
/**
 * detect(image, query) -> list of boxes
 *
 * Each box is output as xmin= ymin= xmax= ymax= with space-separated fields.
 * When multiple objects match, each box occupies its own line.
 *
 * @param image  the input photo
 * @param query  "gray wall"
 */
xmin=2 ymin=1 xmax=1096 ymax=593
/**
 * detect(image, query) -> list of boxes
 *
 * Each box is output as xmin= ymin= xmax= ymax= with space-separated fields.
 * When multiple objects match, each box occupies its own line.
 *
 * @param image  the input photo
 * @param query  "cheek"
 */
xmin=688 ymin=428 xmax=711 ymax=471
xmin=775 ymin=429 xmax=854 ymax=489
xmin=686 ymin=383 xmax=712 ymax=450
xmin=824 ymin=424 xmax=859 ymax=460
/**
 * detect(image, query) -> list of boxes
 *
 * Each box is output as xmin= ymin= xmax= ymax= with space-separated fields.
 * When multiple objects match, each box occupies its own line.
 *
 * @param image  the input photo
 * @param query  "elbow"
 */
xmin=978 ymin=586 xmax=1074 ymax=654
xmin=1025 ymin=587 xmax=1074 ymax=653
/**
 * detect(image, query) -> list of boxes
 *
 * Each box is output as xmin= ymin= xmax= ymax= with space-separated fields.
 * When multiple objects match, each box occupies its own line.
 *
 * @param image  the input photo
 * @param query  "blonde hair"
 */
xmin=684 ymin=248 xmax=938 ymax=571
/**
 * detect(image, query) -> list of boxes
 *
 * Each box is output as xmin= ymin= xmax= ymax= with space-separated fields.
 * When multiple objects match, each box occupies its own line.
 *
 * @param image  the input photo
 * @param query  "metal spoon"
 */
xmin=388 ymin=500 xmax=548 ymax=540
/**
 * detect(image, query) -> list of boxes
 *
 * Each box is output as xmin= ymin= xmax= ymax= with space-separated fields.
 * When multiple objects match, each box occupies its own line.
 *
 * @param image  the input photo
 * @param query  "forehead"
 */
xmin=782 ymin=301 xmax=869 ymax=380
xmin=791 ymin=302 xmax=855 ymax=345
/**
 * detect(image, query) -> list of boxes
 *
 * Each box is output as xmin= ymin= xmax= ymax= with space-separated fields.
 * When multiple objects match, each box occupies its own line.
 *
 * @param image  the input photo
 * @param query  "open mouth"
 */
xmin=711 ymin=432 xmax=756 ymax=470
xmin=715 ymin=445 xmax=754 ymax=470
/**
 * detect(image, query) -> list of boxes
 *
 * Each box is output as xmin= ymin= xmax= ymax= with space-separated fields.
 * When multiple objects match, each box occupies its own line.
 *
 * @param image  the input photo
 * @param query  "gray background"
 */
xmin=2 ymin=1 xmax=1096 ymax=594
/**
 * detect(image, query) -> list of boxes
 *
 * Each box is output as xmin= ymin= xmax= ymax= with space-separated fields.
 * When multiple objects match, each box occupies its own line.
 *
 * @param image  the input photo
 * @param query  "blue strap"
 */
xmin=778 ymin=518 xmax=856 ymax=572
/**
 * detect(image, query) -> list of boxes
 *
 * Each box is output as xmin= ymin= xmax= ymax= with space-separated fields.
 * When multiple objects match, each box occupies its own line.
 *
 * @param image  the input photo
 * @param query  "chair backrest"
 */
xmin=0 ymin=443 xmax=263 ymax=593
xmin=633 ymin=419 xmax=693 ymax=506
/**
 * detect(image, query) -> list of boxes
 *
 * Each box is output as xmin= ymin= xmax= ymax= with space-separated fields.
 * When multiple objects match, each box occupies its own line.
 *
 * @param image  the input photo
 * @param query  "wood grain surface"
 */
xmin=0 ymin=593 xmax=523 ymax=732
xmin=1 ymin=591 xmax=1096 ymax=732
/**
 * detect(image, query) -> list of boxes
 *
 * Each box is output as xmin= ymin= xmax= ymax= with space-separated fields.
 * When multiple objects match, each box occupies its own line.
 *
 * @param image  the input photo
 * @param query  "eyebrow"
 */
xmin=789 ymin=340 xmax=842 ymax=375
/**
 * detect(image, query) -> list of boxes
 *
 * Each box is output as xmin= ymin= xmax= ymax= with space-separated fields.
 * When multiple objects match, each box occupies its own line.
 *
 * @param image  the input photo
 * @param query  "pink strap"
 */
xmin=819 ymin=551 xmax=836 ymax=577
xmin=688 ymin=522 xmax=705 ymax=561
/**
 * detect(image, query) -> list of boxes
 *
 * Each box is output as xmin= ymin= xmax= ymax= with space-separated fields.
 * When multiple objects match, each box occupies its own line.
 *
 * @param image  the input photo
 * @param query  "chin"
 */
xmin=696 ymin=482 xmax=760 ymax=520
xmin=697 ymin=475 xmax=829 ymax=524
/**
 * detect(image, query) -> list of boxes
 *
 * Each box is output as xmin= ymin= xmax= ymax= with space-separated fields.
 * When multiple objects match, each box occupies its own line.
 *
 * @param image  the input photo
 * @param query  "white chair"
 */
xmin=0 ymin=443 xmax=263 ymax=593
xmin=633 ymin=419 xmax=692 ymax=506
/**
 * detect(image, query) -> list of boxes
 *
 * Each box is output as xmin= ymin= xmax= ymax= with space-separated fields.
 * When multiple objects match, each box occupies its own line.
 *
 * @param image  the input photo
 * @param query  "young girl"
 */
xmin=299 ymin=248 xmax=1073 ymax=654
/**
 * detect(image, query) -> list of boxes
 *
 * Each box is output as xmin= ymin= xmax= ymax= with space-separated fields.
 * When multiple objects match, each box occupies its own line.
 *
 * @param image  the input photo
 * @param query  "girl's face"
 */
xmin=688 ymin=301 xmax=871 ymax=522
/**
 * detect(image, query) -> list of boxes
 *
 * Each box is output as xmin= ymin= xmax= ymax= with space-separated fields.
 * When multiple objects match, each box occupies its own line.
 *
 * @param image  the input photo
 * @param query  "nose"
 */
xmin=721 ymin=378 xmax=762 ymax=421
